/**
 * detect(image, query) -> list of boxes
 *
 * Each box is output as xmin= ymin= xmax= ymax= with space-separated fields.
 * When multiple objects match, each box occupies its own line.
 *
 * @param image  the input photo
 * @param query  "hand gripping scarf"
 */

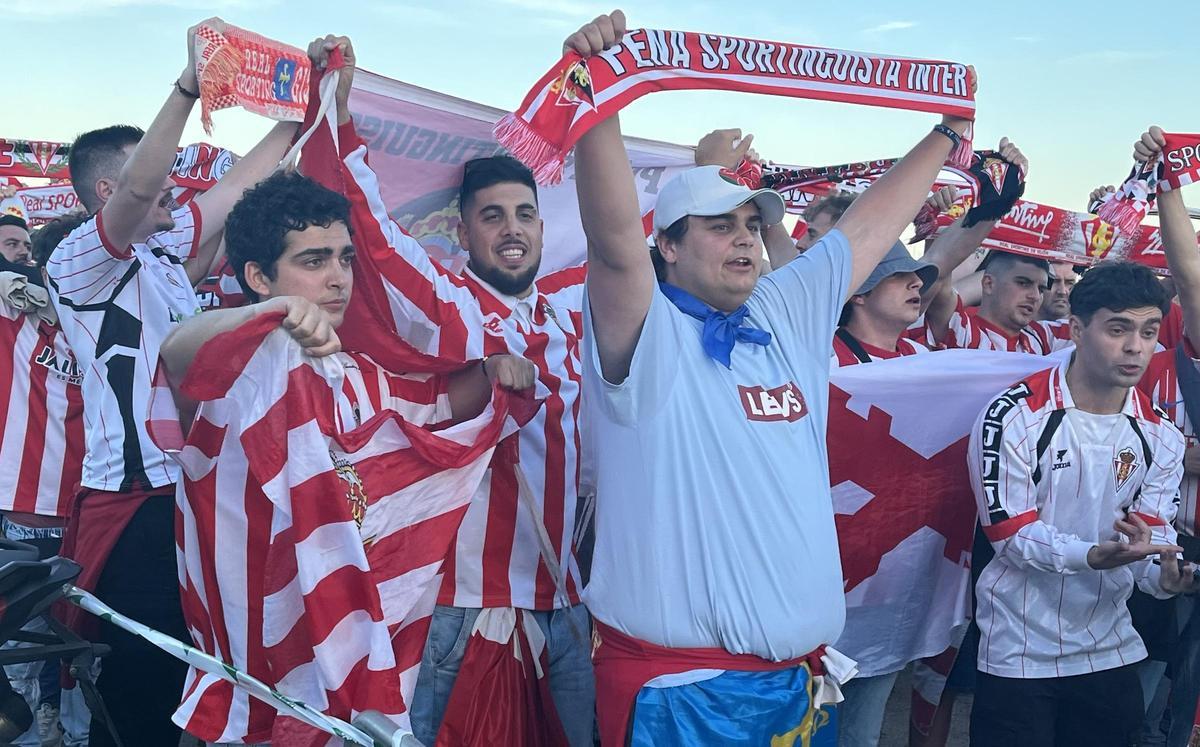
xmin=192 ymin=23 xmax=313 ymax=134
xmin=910 ymin=150 xmax=1026 ymax=240
xmin=496 ymin=28 xmax=976 ymax=184
xmin=1097 ymin=132 xmax=1200 ymax=234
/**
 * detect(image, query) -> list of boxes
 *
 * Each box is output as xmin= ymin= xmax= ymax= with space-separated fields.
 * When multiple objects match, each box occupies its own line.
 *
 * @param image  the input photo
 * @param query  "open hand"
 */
xmin=1087 ymin=514 xmax=1183 ymax=570
xmin=695 ymin=129 xmax=756 ymax=169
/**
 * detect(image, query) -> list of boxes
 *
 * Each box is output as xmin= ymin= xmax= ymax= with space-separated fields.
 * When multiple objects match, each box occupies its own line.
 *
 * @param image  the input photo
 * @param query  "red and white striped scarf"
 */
xmin=1097 ymin=132 xmax=1200 ymax=234
xmin=495 ymin=29 xmax=976 ymax=184
xmin=193 ymin=23 xmax=312 ymax=134
xmin=921 ymin=196 xmax=1170 ymax=274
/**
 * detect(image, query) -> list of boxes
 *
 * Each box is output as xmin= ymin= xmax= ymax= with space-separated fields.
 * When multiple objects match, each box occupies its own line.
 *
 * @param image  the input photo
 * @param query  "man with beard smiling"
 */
xmin=324 ymin=36 xmax=594 ymax=746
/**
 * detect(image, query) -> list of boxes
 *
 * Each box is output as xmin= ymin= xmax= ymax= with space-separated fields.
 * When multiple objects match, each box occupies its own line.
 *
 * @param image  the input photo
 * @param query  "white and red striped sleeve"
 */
xmin=937 ymin=295 xmax=978 ymax=349
xmin=337 ymin=121 xmax=488 ymax=361
xmin=969 ymin=384 xmax=1095 ymax=573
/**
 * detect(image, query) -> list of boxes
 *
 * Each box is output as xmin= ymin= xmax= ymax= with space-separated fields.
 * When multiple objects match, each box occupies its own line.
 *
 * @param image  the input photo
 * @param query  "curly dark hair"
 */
xmin=224 ymin=172 xmax=352 ymax=302
xmin=1069 ymin=260 xmax=1171 ymax=324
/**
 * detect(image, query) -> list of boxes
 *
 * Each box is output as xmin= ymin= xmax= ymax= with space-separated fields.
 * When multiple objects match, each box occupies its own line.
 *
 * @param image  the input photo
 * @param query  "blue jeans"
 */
xmin=837 ymin=670 xmax=900 ymax=747
xmin=409 ymin=604 xmax=595 ymax=746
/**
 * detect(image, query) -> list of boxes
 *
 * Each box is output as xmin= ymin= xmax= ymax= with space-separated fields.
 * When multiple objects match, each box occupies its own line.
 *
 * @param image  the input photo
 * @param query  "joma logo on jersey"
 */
xmin=980 ymin=381 xmax=1032 ymax=521
xmin=1052 ymin=449 xmax=1072 ymax=471
xmin=34 ymin=346 xmax=81 ymax=384
xmin=739 ymin=382 xmax=807 ymax=423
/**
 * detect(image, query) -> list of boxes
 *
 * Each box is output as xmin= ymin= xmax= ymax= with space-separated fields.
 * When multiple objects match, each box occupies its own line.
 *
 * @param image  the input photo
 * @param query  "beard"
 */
xmin=0 ymin=255 xmax=43 ymax=288
xmin=468 ymin=257 xmax=539 ymax=297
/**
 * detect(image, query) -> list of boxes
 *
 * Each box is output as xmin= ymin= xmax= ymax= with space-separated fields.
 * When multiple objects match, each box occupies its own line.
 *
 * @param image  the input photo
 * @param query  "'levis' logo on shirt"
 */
xmin=738 ymin=382 xmax=808 ymax=423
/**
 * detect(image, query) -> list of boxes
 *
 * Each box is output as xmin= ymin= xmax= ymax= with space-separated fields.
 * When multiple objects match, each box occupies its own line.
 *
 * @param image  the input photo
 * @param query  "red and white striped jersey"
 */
xmin=831 ymin=329 xmax=931 ymax=367
xmin=338 ymin=125 xmax=584 ymax=610
xmin=47 ymin=203 xmax=202 ymax=491
xmin=194 ymin=258 xmax=247 ymax=311
xmin=0 ymin=292 xmax=83 ymax=517
xmin=1138 ymin=341 xmax=1200 ymax=537
xmin=940 ymin=296 xmax=1072 ymax=354
xmin=969 ymin=360 xmax=1184 ymax=678
xmin=172 ymin=315 xmax=529 ymax=743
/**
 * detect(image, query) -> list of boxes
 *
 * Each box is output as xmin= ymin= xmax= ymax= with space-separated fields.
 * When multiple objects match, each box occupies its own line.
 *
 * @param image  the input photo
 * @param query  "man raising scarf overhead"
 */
xmin=496 ymin=17 xmax=976 ymax=184
xmin=564 ymin=10 xmax=975 ymax=745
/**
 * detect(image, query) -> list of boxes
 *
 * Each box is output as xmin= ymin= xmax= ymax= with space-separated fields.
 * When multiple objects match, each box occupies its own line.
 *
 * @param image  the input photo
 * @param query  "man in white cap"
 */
xmin=564 ymin=10 xmax=977 ymax=746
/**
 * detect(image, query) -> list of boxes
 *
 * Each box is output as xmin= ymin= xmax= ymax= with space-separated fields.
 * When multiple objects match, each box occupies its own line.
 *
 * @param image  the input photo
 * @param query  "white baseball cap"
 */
xmin=652 ymin=165 xmax=787 ymax=234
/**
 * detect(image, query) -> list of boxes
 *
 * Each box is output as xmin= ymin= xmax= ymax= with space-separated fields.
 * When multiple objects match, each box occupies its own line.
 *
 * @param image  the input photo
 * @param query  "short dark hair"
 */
xmin=224 ymin=172 xmax=352 ymax=303
xmin=459 ymin=156 xmax=537 ymax=213
xmin=31 ymin=213 xmax=88 ymax=268
xmin=69 ymin=125 xmax=145 ymax=213
xmin=649 ymin=216 xmax=689 ymax=282
xmin=982 ymin=251 xmax=1050 ymax=278
xmin=0 ymin=214 xmax=28 ymax=232
xmin=803 ymin=190 xmax=856 ymax=224
xmin=1069 ymin=261 xmax=1171 ymax=324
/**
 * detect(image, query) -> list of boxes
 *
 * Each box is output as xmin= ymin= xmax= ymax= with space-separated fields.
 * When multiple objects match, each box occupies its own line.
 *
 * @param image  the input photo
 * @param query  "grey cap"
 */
xmin=854 ymin=241 xmax=939 ymax=296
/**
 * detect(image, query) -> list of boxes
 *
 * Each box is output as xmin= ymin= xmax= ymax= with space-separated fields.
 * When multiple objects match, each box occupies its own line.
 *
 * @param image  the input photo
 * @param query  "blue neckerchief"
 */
xmin=659 ymin=282 xmax=771 ymax=368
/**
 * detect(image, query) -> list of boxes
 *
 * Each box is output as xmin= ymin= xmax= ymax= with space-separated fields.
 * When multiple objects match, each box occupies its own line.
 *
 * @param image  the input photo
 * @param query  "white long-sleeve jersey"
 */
xmin=968 ymin=359 xmax=1185 ymax=678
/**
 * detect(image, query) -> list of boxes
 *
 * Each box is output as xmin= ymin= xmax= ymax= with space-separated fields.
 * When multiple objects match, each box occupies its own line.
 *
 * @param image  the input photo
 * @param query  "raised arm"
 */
xmin=568 ymin=12 xmax=657 ymax=383
xmin=160 ymin=296 xmax=340 ymax=391
xmin=1136 ymin=127 xmax=1200 ymax=339
xmin=99 ymin=20 xmax=215 ymax=251
xmin=692 ymin=128 xmax=798 ymax=270
xmin=836 ymin=87 xmax=975 ymax=300
xmin=187 ymin=121 xmax=300 ymax=284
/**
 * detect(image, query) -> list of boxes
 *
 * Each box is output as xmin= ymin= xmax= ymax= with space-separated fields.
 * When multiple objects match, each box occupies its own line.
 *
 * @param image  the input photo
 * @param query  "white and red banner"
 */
xmin=0 ymin=143 xmax=238 ymax=228
xmin=828 ymin=349 xmax=1060 ymax=678
xmin=0 ymin=139 xmax=70 ymax=179
xmin=346 ymin=69 xmax=694 ymax=275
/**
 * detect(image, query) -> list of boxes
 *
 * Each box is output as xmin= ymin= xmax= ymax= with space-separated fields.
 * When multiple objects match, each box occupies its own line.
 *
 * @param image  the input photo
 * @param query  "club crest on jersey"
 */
xmin=739 ymin=382 xmax=808 ymax=423
xmin=1114 ymin=447 xmax=1139 ymax=491
xmin=331 ymin=451 xmax=370 ymax=529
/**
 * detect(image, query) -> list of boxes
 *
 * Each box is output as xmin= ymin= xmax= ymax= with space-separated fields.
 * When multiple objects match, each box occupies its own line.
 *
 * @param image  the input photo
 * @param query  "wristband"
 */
xmin=174 ymin=78 xmax=200 ymax=99
xmin=932 ymin=124 xmax=962 ymax=150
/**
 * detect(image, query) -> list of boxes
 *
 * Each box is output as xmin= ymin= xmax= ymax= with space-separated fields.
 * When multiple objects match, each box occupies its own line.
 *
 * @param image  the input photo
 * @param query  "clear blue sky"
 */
xmin=4 ymin=0 xmax=1197 ymax=211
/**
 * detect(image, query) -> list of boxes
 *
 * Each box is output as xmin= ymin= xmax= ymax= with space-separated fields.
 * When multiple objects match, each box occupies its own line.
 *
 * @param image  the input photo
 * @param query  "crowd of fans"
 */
xmin=0 ymin=10 xmax=1197 ymax=747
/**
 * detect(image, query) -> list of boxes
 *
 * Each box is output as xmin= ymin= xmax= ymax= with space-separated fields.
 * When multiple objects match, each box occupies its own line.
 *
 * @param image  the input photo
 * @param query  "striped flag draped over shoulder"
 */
xmin=167 ymin=313 xmax=538 ymax=744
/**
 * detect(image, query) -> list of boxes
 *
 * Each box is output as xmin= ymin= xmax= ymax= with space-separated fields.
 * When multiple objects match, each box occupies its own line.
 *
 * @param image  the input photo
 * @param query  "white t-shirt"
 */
xmin=47 ymin=204 xmax=202 ymax=491
xmin=582 ymin=229 xmax=853 ymax=661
